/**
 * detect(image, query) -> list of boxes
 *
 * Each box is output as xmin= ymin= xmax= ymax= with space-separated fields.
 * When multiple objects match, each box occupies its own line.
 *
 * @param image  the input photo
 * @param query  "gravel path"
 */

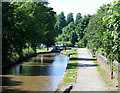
xmin=72 ymin=48 xmax=108 ymax=91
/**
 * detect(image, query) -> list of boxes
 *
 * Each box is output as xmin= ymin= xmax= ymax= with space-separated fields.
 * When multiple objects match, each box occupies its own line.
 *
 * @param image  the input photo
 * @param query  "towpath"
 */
xmin=72 ymin=48 xmax=108 ymax=91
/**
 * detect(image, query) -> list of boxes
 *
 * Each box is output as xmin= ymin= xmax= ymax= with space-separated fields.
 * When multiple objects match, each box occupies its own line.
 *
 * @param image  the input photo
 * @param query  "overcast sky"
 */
xmin=48 ymin=0 xmax=116 ymax=18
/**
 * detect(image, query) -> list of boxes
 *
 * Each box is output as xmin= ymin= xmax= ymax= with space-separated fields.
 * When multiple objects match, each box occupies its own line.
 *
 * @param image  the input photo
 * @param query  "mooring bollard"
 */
xmin=63 ymin=84 xmax=73 ymax=93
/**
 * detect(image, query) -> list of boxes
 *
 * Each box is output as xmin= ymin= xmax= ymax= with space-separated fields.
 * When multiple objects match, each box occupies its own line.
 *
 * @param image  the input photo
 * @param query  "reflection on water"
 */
xmin=2 ymin=53 xmax=69 ymax=91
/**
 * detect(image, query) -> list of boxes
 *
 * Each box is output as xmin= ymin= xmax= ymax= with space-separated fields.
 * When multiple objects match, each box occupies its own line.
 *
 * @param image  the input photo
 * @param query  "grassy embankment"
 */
xmin=63 ymin=48 xmax=78 ymax=83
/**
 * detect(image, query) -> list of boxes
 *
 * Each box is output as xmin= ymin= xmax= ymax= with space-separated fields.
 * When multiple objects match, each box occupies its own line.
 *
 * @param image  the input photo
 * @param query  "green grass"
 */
xmin=55 ymin=41 xmax=72 ymax=45
xmin=65 ymin=78 xmax=76 ymax=83
xmin=64 ymin=49 xmax=78 ymax=83
xmin=37 ymin=48 xmax=47 ymax=52
xmin=93 ymin=60 xmax=105 ymax=77
xmin=36 ymin=47 xmax=52 ymax=53
xmin=105 ymin=81 xmax=115 ymax=87
xmin=66 ymin=47 xmax=72 ymax=50
xmin=93 ymin=58 xmax=115 ymax=88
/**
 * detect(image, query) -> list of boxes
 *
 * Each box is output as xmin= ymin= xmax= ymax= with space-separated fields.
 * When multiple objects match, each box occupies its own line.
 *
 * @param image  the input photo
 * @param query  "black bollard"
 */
xmin=63 ymin=84 xmax=73 ymax=93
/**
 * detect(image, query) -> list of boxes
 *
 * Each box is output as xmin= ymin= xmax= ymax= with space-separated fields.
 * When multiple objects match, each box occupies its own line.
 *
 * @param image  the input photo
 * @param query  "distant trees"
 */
xmin=75 ymin=15 xmax=91 ymax=42
xmin=75 ymin=13 xmax=82 ymax=26
xmin=55 ymin=11 xmax=91 ymax=46
xmin=54 ymin=11 xmax=66 ymax=35
xmin=70 ymin=31 xmax=78 ymax=46
xmin=66 ymin=13 xmax=74 ymax=25
xmin=2 ymin=2 xmax=56 ymax=67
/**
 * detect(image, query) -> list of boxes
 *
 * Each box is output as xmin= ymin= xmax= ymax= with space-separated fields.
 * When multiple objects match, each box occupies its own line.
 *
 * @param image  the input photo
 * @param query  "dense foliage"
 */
xmin=74 ymin=13 xmax=82 ymax=26
xmin=2 ymin=2 xmax=56 ymax=67
xmin=84 ymin=5 xmax=107 ymax=51
xmin=84 ymin=0 xmax=120 ymax=63
xmin=54 ymin=11 xmax=66 ymax=35
xmin=66 ymin=13 xmax=74 ymax=25
xmin=56 ymin=13 xmax=91 ymax=46
xmin=103 ymin=1 xmax=120 ymax=62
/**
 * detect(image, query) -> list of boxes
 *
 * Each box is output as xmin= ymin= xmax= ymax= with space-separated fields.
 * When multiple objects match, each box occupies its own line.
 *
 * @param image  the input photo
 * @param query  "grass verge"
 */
xmin=93 ymin=57 xmax=115 ymax=88
xmin=55 ymin=41 xmax=72 ymax=45
xmin=36 ymin=47 xmax=52 ymax=53
xmin=63 ymin=49 xmax=78 ymax=83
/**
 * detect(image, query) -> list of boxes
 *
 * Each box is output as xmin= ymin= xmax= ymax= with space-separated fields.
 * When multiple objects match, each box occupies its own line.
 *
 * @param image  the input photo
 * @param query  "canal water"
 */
xmin=1 ymin=53 xmax=69 ymax=92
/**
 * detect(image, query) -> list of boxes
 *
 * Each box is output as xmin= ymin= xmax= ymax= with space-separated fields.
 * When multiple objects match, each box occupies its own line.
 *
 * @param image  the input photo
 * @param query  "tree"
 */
xmin=103 ymin=1 xmax=120 ymax=63
xmin=75 ymin=13 xmax=82 ymax=25
xmin=2 ymin=2 xmax=15 ymax=64
xmin=54 ymin=11 xmax=66 ymax=35
xmin=102 ymin=1 xmax=120 ymax=79
xmin=2 ymin=2 xmax=56 ymax=67
xmin=70 ymin=31 xmax=78 ymax=46
xmin=62 ymin=22 xmax=75 ymax=41
xmin=66 ymin=13 xmax=74 ymax=25
xmin=84 ymin=5 xmax=107 ymax=52
xmin=75 ymin=14 xmax=91 ymax=41
xmin=56 ymin=13 xmax=91 ymax=46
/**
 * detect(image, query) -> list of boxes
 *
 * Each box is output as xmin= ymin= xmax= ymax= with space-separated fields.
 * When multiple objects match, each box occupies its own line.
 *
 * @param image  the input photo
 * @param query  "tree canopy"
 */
xmin=75 ymin=13 xmax=82 ymax=26
xmin=2 ymin=2 xmax=56 ymax=67
xmin=84 ymin=1 xmax=120 ymax=62
xmin=66 ymin=13 xmax=74 ymax=25
xmin=54 ymin=11 xmax=66 ymax=35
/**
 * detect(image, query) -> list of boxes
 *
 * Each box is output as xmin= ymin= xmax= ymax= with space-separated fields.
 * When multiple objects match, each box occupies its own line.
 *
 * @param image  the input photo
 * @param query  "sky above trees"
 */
xmin=49 ymin=0 xmax=116 ymax=17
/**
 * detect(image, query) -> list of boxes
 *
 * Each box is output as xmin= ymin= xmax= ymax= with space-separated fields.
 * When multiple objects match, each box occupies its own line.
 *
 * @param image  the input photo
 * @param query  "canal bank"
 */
xmin=55 ymin=49 xmax=78 ymax=92
xmin=2 ymin=48 xmax=60 ymax=68
xmin=55 ymin=54 xmax=73 ymax=92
